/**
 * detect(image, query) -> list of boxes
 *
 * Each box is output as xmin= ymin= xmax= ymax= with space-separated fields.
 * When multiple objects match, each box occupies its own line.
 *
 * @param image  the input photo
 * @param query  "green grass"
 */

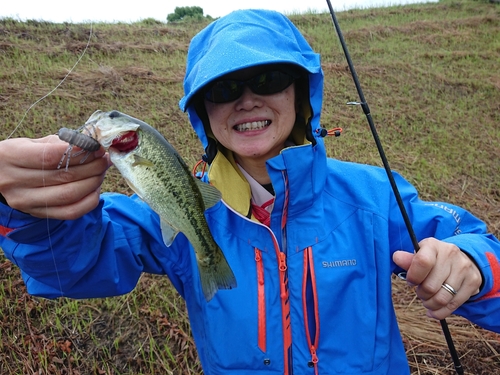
xmin=1 ymin=0 xmax=500 ymax=373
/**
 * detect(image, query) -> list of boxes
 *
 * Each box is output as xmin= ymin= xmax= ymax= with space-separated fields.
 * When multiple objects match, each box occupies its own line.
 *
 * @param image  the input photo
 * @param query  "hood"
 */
xmin=179 ymin=9 xmax=324 ymax=151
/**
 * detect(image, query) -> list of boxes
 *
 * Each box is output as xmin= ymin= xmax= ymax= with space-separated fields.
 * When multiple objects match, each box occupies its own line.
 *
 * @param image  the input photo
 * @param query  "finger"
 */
xmin=425 ymin=280 xmax=467 ymax=320
xmin=403 ymin=246 xmax=438 ymax=288
xmin=415 ymin=241 xmax=477 ymax=303
xmin=36 ymin=155 xmax=110 ymax=188
xmin=419 ymin=277 xmax=462 ymax=310
xmin=393 ymin=250 xmax=414 ymax=272
xmin=408 ymin=238 xmax=465 ymax=301
xmin=392 ymin=250 xmax=416 ymax=283
xmin=7 ymin=136 xmax=104 ymax=170
xmin=421 ymin=254 xmax=482 ymax=316
xmin=28 ymin=187 xmax=103 ymax=220
xmin=5 ymin=154 xmax=110 ymax=189
xmin=5 ymin=136 xmax=72 ymax=168
xmin=11 ymin=170 xmax=107 ymax=212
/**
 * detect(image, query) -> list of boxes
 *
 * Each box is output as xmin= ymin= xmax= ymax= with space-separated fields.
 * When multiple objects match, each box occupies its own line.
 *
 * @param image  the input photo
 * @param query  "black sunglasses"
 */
xmin=203 ymin=69 xmax=300 ymax=104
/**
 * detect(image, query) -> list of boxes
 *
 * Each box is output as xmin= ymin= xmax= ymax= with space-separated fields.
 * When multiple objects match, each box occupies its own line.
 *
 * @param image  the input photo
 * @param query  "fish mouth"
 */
xmin=233 ymin=120 xmax=271 ymax=132
xmin=110 ymin=131 xmax=139 ymax=152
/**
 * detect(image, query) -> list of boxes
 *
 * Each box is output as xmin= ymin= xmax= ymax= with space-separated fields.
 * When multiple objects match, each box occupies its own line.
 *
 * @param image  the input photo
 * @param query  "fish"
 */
xmin=80 ymin=110 xmax=237 ymax=301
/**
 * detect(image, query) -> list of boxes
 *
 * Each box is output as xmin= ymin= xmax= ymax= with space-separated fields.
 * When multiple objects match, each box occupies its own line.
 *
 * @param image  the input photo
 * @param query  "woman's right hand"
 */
xmin=0 ymin=135 xmax=111 ymax=220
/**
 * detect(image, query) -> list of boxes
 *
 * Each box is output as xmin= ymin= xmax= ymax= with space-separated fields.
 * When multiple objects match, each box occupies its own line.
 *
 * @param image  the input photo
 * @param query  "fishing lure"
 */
xmin=57 ymin=125 xmax=101 ymax=171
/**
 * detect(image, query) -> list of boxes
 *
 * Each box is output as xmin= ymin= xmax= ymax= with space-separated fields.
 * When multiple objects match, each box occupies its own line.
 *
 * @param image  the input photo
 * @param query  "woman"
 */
xmin=1 ymin=9 xmax=499 ymax=375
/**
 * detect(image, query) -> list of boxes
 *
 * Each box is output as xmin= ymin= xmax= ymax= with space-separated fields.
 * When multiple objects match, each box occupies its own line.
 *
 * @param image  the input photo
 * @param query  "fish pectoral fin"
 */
xmin=132 ymin=154 xmax=155 ymax=167
xmin=194 ymin=178 xmax=222 ymax=209
xmin=160 ymin=218 xmax=180 ymax=247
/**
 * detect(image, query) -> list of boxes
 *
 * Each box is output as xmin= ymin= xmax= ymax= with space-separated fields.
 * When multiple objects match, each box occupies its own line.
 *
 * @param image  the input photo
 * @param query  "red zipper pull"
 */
xmin=278 ymin=252 xmax=287 ymax=299
xmin=308 ymin=345 xmax=319 ymax=371
xmin=310 ymin=345 xmax=319 ymax=364
xmin=278 ymin=252 xmax=287 ymax=272
xmin=255 ymin=249 xmax=262 ymax=262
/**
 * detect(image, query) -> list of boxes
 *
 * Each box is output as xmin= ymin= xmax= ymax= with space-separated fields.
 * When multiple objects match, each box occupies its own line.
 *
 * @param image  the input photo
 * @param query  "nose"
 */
xmin=235 ymin=85 xmax=262 ymax=110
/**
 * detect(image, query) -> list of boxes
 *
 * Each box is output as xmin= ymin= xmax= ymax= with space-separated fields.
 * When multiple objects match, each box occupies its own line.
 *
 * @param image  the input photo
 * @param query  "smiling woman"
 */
xmin=203 ymin=66 xmax=300 ymax=183
xmin=0 ymin=5 xmax=499 ymax=375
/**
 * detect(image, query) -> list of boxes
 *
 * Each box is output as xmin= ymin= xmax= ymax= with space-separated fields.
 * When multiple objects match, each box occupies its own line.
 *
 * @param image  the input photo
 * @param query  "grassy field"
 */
xmin=1 ymin=0 xmax=499 ymax=373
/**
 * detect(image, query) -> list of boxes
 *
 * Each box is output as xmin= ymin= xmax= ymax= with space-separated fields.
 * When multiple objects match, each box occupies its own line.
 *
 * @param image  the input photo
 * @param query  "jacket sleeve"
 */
xmin=388 ymin=171 xmax=500 ymax=332
xmin=0 ymin=193 xmax=192 ymax=299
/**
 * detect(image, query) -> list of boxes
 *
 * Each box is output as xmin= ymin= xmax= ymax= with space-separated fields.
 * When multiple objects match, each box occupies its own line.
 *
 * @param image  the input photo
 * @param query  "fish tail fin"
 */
xmin=199 ymin=251 xmax=237 ymax=302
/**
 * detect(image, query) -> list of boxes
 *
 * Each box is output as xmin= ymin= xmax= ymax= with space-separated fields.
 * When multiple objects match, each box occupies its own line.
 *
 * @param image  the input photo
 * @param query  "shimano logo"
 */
xmin=322 ymin=259 xmax=357 ymax=268
xmin=425 ymin=203 xmax=462 ymax=224
xmin=424 ymin=203 xmax=462 ymax=235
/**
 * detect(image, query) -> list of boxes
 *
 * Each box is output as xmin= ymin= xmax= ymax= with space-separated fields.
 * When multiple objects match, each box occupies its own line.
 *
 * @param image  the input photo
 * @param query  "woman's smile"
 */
xmin=233 ymin=119 xmax=271 ymax=132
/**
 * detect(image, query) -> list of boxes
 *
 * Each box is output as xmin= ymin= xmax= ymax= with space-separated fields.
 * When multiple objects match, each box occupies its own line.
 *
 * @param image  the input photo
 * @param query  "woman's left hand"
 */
xmin=393 ymin=237 xmax=483 ymax=320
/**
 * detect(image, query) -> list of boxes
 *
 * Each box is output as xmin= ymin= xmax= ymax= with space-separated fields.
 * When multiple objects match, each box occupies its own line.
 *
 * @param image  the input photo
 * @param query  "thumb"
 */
xmin=393 ymin=250 xmax=414 ymax=272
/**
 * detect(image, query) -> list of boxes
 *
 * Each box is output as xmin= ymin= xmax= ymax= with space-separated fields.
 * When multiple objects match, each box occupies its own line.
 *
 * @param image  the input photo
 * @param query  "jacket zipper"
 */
xmin=278 ymin=170 xmax=292 ymax=374
xmin=255 ymin=248 xmax=266 ymax=352
xmin=303 ymin=246 xmax=320 ymax=374
xmin=221 ymin=176 xmax=292 ymax=373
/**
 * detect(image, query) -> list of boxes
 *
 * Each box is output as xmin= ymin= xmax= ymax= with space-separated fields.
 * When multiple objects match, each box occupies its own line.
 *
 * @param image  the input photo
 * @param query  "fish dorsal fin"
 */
xmin=160 ymin=218 xmax=180 ymax=247
xmin=194 ymin=177 xmax=222 ymax=209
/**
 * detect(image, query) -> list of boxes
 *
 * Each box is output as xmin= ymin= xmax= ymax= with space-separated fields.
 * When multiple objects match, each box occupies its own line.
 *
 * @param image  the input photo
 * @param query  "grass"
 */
xmin=1 ymin=0 xmax=500 ymax=373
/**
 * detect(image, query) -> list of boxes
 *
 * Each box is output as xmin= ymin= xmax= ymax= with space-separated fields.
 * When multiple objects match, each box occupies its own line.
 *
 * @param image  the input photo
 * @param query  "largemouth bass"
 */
xmin=80 ymin=110 xmax=237 ymax=301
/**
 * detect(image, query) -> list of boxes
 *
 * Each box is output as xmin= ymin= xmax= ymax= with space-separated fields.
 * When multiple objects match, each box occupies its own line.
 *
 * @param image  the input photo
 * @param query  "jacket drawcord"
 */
xmin=315 ymin=127 xmax=343 ymax=138
xmin=192 ymin=158 xmax=207 ymax=179
xmin=252 ymin=198 xmax=275 ymax=227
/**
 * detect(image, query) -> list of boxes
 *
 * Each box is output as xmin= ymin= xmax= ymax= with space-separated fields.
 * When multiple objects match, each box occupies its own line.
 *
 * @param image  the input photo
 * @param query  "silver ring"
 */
xmin=441 ymin=283 xmax=457 ymax=296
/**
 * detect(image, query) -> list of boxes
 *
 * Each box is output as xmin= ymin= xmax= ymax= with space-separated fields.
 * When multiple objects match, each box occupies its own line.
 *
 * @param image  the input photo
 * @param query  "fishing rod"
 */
xmin=324 ymin=1 xmax=464 ymax=374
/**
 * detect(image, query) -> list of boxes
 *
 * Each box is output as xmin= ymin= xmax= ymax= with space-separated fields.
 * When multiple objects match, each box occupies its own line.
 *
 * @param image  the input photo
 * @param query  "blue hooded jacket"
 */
xmin=2 ymin=9 xmax=500 ymax=375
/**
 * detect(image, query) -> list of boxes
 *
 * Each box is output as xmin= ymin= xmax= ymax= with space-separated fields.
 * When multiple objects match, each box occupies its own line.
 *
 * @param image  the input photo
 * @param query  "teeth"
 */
xmin=120 ymin=135 xmax=135 ymax=144
xmin=234 ymin=120 xmax=270 ymax=132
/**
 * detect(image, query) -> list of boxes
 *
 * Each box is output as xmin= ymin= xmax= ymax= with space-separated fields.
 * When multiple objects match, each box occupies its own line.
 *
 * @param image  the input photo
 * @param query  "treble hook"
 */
xmin=325 ymin=1 xmax=464 ymax=374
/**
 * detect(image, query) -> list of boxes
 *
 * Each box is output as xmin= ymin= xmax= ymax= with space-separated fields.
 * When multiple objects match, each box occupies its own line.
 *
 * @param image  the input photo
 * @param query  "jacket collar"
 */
xmin=207 ymin=135 xmax=327 ymax=222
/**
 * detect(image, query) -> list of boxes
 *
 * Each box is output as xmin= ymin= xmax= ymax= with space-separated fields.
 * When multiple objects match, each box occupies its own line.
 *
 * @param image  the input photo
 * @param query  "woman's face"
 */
xmin=204 ymin=66 xmax=297 ymax=166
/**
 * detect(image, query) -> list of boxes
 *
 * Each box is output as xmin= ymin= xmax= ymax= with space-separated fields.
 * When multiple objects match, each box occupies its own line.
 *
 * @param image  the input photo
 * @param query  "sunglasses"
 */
xmin=203 ymin=69 xmax=300 ymax=104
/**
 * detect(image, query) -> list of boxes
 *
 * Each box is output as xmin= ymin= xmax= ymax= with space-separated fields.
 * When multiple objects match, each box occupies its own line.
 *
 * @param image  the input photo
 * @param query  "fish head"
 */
xmin=82 ymin=110 xmax=141 ymax=150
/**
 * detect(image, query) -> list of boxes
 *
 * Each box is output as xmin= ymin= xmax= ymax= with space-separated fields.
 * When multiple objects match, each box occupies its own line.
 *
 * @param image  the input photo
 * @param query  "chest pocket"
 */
xmin=294 ymin=209 xmax=396 ymax=373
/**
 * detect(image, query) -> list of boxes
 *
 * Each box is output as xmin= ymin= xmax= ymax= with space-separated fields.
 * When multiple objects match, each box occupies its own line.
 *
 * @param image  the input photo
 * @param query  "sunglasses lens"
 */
xmin=204 ymin=70 xmax=298 ymax=103
xmin=204 ymin=80 xmax=243 ymax=103
xmin=251 ymin=71 xmax=295 ymax=96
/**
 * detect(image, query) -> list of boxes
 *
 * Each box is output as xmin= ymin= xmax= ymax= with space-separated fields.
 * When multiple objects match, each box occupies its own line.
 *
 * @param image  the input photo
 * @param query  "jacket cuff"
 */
xmin=0 ymin=202 xmax=63 ymax=242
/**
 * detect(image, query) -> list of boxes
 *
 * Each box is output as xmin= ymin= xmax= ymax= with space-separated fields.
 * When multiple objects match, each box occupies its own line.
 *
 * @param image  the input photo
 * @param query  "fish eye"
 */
xmin=109 ymin=111 xmax=121 ymax=119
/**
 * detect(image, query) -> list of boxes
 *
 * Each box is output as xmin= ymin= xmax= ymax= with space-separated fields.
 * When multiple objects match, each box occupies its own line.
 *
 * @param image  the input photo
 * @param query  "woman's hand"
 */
xmin=393 ymin=237 xmax=483 ymax=320
xmin=0 ymin=135 xmax=111 ymax=220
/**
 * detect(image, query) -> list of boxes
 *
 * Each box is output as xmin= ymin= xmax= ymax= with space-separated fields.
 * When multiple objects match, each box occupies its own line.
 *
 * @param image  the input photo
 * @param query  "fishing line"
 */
xmin=5 ymin=22 xmax=95 ymax=298
xmin=42 ymin=23 xmax=94 ymax=298
xmin=6 ymin=23 xmax=94 ymax=140
xmin=41 ymin=138 xmax=64 ymax=297
xmin=324 ymin=1 xmax=464 ymax=374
